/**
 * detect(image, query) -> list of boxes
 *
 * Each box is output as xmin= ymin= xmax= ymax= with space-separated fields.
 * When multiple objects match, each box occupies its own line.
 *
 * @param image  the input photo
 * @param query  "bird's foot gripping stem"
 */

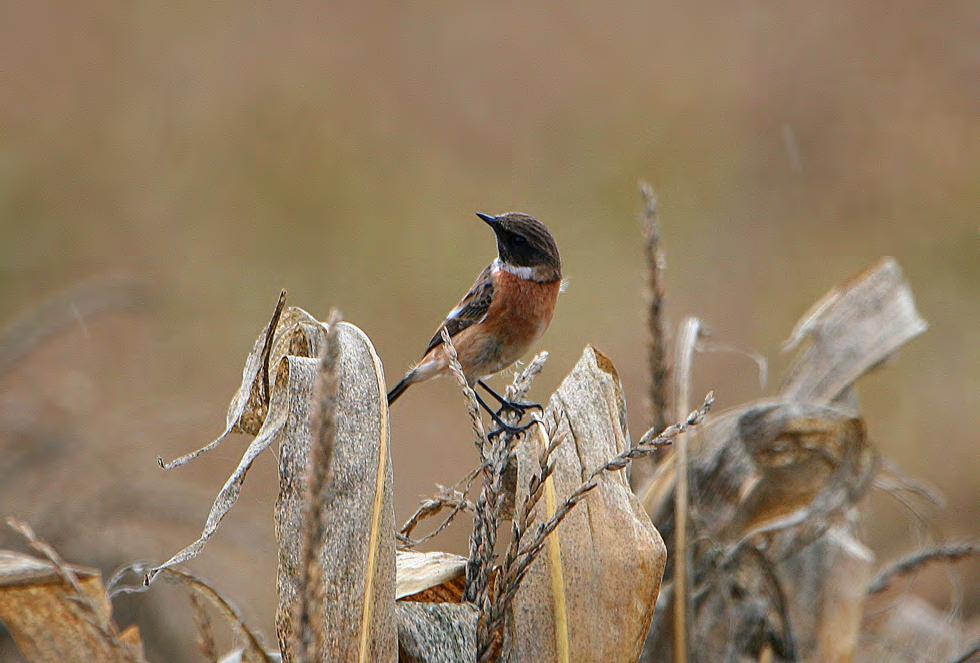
xmin=474 ymin=389 xmax=540 ymax=440
xmin=477 ymin=380 xmax=543 ymax=419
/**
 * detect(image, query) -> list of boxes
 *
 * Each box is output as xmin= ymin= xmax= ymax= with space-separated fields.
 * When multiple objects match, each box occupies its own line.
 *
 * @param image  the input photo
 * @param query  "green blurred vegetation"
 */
xmin=0 ymin=2 xmax=976 ymax=660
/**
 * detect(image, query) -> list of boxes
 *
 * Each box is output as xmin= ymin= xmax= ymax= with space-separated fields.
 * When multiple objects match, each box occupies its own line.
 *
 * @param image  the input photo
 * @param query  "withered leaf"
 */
xmin=396 ymin=550 xmax=467 ymax=603
xmin=508 ymin=347 xmax=666 ymax=663
xmin=781 ymin=257 xmax=927 ymax=404
xmin=396 ymin=602 xmax=477 ymax=663
xmin=0 ymin=550 xmax=146 ymax=663
xmin=275 ymin=322 xmax=396 ymax=662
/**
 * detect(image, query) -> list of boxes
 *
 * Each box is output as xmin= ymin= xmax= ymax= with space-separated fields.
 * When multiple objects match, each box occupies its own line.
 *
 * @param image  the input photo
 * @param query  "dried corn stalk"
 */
xmin=506 ymin=346 xmax=667 ymax=662
xmin=275 ymin=321 xmax=396 ymax=662
xmin=148 ymin=294 xmax=395 ymax=662
xmin=641 ymin=258 xmax=928 ymax=663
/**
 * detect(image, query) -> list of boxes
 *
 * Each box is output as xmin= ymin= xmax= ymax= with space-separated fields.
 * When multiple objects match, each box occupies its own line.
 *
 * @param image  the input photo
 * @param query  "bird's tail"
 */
xmin=387 ymin=375 xmax=413 ymax=406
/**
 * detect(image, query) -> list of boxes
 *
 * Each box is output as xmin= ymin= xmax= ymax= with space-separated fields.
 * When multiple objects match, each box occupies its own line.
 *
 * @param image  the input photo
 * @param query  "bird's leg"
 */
xmin=477 ymin=380 xmax=543 ymax=419
xmin=473 ymin=390 xmax=539 ymax=439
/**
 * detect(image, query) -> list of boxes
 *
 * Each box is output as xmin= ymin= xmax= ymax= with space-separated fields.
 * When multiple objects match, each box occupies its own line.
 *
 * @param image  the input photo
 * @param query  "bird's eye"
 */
xmin=513 ymin=235 xmax=527 ymax=246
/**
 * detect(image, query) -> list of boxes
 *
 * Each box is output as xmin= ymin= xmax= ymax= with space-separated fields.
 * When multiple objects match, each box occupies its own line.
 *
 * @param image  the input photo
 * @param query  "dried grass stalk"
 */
xmin=633 ymin=181 xmax=671 ymax=492
xmin=671 ymin=317 xmax=702 ymax=663
xmin=438 ymin=327 xmax=512 ymax=655
xmin=867 ymin=542 xmax=979 ymax=595
xmin=294 ymin=310 xmax=341 ymax=661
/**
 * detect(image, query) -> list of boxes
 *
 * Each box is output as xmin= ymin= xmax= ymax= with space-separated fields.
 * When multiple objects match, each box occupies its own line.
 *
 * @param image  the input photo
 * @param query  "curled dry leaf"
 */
xmin=781 ymin=257 xmax=927 ymax=404
xmin=641 ymin=258 xmax=926 ymax=662
xmin=507 ymin=346 xmax=667 ymax=663
xmin=396 ymin=550 xmax=467 ymax=603
xmin=157 ymin=290 xmax=286 ymax=470
xmin=148 ymin=300 xmax=327 ymax=580
xmin=149 ymin=294 xmax=396 ymax=662
xmin=0 ymin=550 xmax=146 ymax=663
xmin=719 ymin=402 xmax=874 ymax=544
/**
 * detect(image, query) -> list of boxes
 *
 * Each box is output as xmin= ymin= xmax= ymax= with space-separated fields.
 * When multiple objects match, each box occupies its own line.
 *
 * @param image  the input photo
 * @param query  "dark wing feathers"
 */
xmin=421 ymin=264 xmax=495 ymax=357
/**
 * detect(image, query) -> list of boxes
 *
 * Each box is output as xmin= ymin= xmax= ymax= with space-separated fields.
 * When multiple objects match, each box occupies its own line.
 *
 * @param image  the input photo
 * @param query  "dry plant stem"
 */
xmin=294 ymin=309 xmax=342 ymax=663
xmin=190 ymin=590 xmax=218 ymax=663
xmin=397 ymin=466 xmax=480 ymax=547
xmin=505 ymin=352 xmax=549 ymax=403
xmin=488 ymin=394 xmax=714 ymax=662
xmin=867 ymin=542 xmax=979 ymax=595
xmin=640 ymin=181 xmax=671 ymax=435
xmin=398 ymin=356 xmax=548 ymax=550
xmin=439 ymin=328 xmax=515 ymax=655
xmin=486 ymin=414 xmax=565 ymax=662
xmin=440 ymin=327 xmax=489 ymax=455
xmin=6 ymin=517 xmax=139 ymax=661
xmin=672 ymin=317 xmax=703 ymax=663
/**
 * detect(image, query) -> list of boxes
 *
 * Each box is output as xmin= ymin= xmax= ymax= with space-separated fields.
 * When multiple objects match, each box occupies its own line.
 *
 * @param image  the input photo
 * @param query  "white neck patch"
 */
xmin=492 ymin=257 xmax=536 ymax=281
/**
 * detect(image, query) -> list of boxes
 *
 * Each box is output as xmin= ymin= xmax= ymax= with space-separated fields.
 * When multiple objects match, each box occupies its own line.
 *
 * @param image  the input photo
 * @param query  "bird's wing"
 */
xmin=421 ymin=263 xmax=495 ymax=357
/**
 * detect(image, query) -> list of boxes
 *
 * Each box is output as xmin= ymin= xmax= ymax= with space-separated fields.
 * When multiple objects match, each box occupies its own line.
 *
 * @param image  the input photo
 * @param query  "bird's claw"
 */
xmin=495 ymin=399 xmax=544 ymax=418
xmin=487 ymin=418 xmax=540 ymax=440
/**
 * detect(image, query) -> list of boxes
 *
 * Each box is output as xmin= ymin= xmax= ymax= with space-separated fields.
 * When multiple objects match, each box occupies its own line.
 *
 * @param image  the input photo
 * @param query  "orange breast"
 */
xmin=483 ymin=271 xmax=561 ymax=353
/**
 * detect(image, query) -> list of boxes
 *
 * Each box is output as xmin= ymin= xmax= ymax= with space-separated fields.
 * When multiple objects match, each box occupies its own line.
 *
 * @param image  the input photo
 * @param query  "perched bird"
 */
xmin=387 ymin=212 xmax=562 ymax=434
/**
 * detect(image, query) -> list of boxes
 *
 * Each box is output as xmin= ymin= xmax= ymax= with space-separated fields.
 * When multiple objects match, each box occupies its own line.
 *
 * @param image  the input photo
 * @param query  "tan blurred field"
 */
xmin=1 ymin=2 xmax=977 ymax=661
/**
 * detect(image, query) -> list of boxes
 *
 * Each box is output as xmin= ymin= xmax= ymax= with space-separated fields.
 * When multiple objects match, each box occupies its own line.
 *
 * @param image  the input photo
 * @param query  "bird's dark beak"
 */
xmin=476 ymin=212 xmax=497 ymax=227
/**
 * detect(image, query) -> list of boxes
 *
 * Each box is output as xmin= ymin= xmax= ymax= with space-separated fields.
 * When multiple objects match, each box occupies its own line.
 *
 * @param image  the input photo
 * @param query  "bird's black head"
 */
xmin=477 ymin=212 xmax=561 ymax=282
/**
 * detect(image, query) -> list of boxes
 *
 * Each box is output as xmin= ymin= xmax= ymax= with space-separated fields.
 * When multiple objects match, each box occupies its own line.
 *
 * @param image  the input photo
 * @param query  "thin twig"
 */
xmin=868 ymin=543 xmax=979 ymax=595
xmin=639 ymin=181 xmax=671 ymax=436
xmin=397 ymin=466 xmax=480 ymax=548
xmin=294 ymin=309 xmax=342 ymax=662
xmin=672 ymin=317 xmax=702 ymax=663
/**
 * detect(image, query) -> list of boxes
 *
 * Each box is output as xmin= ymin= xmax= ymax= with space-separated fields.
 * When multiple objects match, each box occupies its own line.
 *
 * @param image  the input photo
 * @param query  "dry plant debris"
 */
xmin=1 ymin=519 xmax=147 ymax=662
xmin=2 ymin=197 xmax=971 ymax=663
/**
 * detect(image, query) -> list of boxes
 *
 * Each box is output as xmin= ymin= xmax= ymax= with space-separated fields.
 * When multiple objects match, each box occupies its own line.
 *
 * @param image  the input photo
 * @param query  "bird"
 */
xmin=387 ymin=212 xmax=562 ymax=435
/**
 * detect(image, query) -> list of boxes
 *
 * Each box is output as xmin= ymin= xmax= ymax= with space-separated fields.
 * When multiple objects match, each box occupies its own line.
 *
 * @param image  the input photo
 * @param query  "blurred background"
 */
xmin=1 ymin=1 xmax=977 ymax=660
